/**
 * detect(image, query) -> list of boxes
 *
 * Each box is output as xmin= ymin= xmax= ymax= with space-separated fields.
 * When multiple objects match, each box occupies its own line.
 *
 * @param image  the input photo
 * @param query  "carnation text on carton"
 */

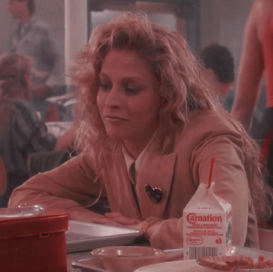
xmin=183 ymin=182 xmax=232 ymax=260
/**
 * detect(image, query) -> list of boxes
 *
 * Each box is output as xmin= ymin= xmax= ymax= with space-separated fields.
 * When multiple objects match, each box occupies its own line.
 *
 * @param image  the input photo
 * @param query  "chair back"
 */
xmin=27 ymin=150 xmax=73 ymax=178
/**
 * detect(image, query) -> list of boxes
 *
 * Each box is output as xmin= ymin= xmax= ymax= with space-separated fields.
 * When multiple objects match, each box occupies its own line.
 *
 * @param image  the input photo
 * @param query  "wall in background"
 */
xmin=65 ymin=0 xmax=88 ymax=82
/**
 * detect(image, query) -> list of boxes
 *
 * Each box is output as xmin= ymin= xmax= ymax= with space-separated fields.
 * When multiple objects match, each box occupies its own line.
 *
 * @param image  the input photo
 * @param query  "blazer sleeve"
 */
xmin=143 ymin=133 xmax=251 ymax=249
xmin=8 ymin=154 xmax=106 ymax=211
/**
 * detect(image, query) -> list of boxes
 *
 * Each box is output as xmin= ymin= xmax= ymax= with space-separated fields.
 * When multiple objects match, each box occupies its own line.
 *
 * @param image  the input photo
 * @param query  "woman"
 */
xmin=0 ymin=52 xmax=77 ymax=206
xmin=9 ymin=13 xmax=272 ymax=249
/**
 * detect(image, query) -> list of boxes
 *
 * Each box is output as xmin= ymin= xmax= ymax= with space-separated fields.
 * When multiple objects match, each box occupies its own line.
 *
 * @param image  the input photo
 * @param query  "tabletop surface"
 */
xmin=66 ymin=246 xmax=273 ymax=272
xmin=46 ymin=121 xmax=72 ymax=137
xmin=67 ymin=251 xmax=93 ymax=272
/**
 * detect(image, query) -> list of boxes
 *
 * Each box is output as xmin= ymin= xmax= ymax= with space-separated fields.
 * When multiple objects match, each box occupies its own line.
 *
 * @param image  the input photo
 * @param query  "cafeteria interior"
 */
xmin=0 ymin=1 xmax=273 ymax=272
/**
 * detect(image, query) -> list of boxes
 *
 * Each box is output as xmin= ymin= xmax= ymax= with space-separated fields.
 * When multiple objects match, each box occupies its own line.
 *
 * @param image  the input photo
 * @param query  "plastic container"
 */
xmin=0 ymin=206 xmax=69 ymax=272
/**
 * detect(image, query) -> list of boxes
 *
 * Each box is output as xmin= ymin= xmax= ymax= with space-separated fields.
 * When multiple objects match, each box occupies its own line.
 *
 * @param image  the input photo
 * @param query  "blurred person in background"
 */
xmin=200 ymin=43 xmax=265 ymax=138
xmin=231 ymin=0 xmax=273 ymax=225
xmin=0 ymin=52 xmax=78 ymax=207
xmin=199 ymin=43 xmax=235 ymax=103
xmin=7 ymin=0 xmax=59 ymax=120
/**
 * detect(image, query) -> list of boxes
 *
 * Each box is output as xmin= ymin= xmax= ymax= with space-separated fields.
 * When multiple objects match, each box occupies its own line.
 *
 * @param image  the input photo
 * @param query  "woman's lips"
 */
xmin=104 ymin=115 xmax=128 ymax=121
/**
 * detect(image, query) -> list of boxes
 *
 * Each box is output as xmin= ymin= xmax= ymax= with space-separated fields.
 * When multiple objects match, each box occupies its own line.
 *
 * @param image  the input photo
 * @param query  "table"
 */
xmin=46 ymin=121 xmax=72 ymax=137
xmin=46 ymin=92 xmax=77 ymax=107
xmin=67 ymin=251 xmax=93 ymax=272
xmin=67 ymin=246 xmax=273 ymax=272
xmin=65 ymin=220 xmax=144 ymax=272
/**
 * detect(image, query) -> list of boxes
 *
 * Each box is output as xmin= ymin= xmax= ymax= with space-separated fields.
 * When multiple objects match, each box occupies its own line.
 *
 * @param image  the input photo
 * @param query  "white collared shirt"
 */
xmin=122 ymin=131 xmax=158 ymax=185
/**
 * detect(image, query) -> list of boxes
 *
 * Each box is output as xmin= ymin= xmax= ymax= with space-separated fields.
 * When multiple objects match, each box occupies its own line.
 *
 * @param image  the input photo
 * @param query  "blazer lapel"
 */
xmin=136 ymin=153 xmax=177 ymax=219
xmin=135 ymin=129 xmax=177 ymax=219
xmin=106 ymin=145 xmax=141 ymax=220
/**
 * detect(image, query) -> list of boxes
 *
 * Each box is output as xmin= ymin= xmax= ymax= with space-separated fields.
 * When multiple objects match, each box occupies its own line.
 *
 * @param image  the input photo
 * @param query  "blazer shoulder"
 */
xmin=186 ymin=110 xmax=240 ymax=135
xmin=171 ymin=110 xmax=243 ymax=153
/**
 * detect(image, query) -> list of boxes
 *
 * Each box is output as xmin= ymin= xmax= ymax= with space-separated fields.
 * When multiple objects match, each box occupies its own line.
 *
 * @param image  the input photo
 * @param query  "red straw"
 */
xmin=207 ymin=157 xmax=215 ymax=189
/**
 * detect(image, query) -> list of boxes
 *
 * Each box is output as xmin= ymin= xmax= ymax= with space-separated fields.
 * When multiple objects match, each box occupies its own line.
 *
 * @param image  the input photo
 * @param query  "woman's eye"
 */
xmin=125 ymin=86 xmax=141 ymax=95
xmin=99 ymin=82 xmax=111 ymax=90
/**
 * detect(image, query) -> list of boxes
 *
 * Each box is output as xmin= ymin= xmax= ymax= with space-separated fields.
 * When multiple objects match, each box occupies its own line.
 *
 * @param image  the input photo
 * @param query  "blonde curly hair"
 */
xmin=70 ymin=12 xmax=272 ymax=220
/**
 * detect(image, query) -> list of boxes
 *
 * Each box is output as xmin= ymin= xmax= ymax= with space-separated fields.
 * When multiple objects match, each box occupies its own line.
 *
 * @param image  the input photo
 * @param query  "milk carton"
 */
xmin=183 ymin=182 xmax=232 ymax=260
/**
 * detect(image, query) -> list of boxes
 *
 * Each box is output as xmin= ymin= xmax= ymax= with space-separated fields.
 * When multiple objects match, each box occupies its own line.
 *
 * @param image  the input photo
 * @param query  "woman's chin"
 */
xmin=105 ymin=131 xmax=127 ymax=142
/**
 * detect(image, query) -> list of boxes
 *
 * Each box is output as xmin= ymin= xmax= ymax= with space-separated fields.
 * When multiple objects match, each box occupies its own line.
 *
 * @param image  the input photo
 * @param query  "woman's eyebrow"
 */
xmin=121 ymin=76 xmax=142 ymax=82
xmin=99 ymin=72 xmax=143 ymax=82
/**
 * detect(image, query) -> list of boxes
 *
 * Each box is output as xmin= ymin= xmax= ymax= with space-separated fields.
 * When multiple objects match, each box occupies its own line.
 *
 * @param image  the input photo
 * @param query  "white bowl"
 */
xmin=91 ymin=246 xmax=166 ymax=272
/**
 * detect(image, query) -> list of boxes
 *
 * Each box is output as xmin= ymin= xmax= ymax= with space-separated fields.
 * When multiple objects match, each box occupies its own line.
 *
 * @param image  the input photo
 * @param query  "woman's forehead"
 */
xmin=100 ymin=49 xmax=155 ymax=78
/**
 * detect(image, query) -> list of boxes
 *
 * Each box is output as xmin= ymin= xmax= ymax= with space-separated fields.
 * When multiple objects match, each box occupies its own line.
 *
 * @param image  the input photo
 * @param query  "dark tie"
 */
xmin=129 ymin=162 xmax=140 ymax=209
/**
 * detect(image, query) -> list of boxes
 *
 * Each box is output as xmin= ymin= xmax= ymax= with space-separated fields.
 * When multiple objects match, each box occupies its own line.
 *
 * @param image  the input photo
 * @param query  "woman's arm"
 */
xmin=231 ymin=0 xmax=265 ymax=131
xmin=140 ymin=134 xmax=251 ymax=249
xmin=8 ymin=155 xmax=119 ymax=225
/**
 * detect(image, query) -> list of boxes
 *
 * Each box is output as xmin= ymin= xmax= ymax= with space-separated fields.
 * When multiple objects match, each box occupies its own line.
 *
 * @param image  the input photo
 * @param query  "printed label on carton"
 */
xmin=183 ymin=182 xmax=232 ymax=260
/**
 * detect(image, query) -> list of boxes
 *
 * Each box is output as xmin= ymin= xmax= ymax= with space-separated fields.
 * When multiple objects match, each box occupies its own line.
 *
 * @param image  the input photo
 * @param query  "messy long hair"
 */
xmin=0 ymin=52 xmax=32 ymax=147
xmin=70 ymin=12 xmax=272 ymax=220
xmin=0 ymin=52 xmax=32 ymax=101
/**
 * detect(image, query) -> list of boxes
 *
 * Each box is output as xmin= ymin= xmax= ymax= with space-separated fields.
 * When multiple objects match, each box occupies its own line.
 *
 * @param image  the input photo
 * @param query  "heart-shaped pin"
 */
xmin=145 ymin=184 xmax=163 ymax=204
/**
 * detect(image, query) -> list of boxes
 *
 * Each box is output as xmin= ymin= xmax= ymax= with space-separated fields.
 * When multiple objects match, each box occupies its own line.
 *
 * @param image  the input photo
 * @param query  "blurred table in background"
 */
xmin=46 ymin=121 xmax=73 ymax=138
xmin=45 ymin=92 xmax=77 ymax=122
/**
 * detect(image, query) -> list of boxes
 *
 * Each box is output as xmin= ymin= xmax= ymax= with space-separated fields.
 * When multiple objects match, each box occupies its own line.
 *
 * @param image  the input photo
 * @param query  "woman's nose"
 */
xmin=104 ymin=85 xmax=122 ymax=108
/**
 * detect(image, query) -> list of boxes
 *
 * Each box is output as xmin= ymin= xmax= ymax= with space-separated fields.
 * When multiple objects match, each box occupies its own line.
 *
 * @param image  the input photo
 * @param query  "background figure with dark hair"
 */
xmin=0 ymin=52 xmax=78 ymax=207
xmin=200 ymin=43 xmax=266 ymax=138
xmin=199 ymin=43 xmax=235 ymax=100
xmin=7 ymin=0 xmax=59 ymax=120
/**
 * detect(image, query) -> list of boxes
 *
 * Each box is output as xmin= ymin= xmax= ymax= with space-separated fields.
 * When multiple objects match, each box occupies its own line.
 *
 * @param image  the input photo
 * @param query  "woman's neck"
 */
xmin=123 ymin=128 xmax=158 ymax=159
xmin=123 ymin=141 xmax=146 ymax=159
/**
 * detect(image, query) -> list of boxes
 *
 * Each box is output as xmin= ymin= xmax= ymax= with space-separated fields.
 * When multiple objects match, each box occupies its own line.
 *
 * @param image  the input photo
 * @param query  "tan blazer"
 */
xmin=8 ymin=110 xmax=259 ymax=249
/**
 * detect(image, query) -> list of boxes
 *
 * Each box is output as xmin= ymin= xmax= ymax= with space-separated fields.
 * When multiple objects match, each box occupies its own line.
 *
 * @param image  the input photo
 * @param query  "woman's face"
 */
xmin=97 ymin=49 xmax=161 ymax=148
